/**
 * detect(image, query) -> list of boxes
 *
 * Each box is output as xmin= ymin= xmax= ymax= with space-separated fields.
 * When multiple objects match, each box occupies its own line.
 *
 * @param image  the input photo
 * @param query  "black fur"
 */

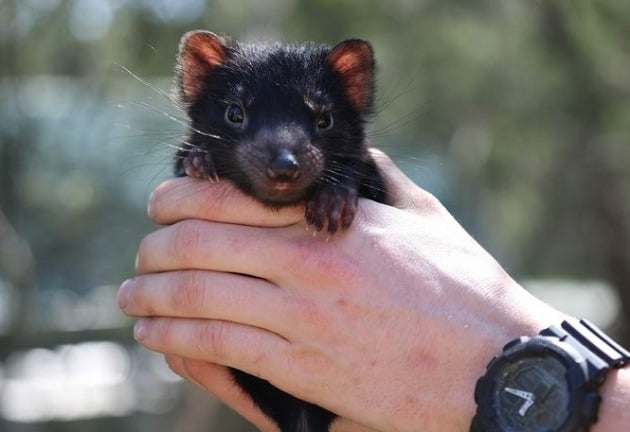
xmin=174 ymin=31 xmax=388 ymax=432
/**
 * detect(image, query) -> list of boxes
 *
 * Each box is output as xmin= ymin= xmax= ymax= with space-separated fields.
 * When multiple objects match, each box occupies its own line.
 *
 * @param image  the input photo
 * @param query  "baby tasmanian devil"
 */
xmin=173 ymin=30 xmax=388 ymax=432
xmin=174 ymin=30 xmax=387 ymax=234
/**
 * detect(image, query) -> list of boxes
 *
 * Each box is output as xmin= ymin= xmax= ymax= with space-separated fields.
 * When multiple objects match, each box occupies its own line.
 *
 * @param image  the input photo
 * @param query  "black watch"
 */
xmin=471 ymin=318 xmax=630 ymax=432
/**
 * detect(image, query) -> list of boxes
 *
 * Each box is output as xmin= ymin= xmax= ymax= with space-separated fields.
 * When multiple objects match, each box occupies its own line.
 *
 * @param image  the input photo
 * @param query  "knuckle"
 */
xmin=170 ymin=220 xmax=204 ymax=265
xmin=152 ymin=318 xmax=174 ymax=344
xmin=195 ymin=181 xmax=243 ymax=221
xmin=288 ymin=240 xmax=332 ymax=272
xmin=287 ymin=238 xmax=361 ymax=287
xmin=197 ymin=321 xmax=229 ymax=360
xmin=173 ymin=271 xmax=207 ymax=313
xmin=196 ymin=184 xmax=224 ymax=218
xmin=414 ymin=189 xmax=442 ymax=213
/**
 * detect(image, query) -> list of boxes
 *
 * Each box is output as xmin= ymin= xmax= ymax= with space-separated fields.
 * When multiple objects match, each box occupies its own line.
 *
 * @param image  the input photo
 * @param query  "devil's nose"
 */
xmin=266 ymin=151 xmax=302 ymax=181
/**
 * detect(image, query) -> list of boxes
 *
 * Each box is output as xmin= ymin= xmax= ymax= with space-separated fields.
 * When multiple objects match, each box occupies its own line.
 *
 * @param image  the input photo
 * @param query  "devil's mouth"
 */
xmin=253 ymin=180 xmax=311 ymax=205
xmin=270 ymin=182 xmax=294 ymax=191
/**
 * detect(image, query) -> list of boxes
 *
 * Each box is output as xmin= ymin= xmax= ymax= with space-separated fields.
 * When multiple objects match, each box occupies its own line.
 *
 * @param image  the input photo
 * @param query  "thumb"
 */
xmin=369 ymin=149 xmax=439 ymax=213
xmin=165 ymin=355 xmax=279 ymax=431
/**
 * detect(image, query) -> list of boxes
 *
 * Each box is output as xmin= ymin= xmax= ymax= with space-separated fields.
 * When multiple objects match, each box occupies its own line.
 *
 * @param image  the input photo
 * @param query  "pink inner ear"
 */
xmin=327 ymin=41 xmax=374 ymax=111
xmin=179 ymin=32 xmax=227 ymax=102
xmin=188 ymin=36 xmax=226 ymax=67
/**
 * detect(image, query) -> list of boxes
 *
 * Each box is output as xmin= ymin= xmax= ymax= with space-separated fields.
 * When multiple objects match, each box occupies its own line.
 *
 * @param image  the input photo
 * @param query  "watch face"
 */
xmin=493 ymin=355 xmax=571 ymax=431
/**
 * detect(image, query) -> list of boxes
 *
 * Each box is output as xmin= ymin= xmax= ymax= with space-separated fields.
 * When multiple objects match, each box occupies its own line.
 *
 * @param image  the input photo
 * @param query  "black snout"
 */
xmin=266 ymin=150 xmax=302 ymax=182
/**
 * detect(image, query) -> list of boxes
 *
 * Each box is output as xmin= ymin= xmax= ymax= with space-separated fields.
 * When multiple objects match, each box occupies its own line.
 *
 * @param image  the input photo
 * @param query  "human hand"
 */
xmin=118 ymin=151 xmax=564 ymax=431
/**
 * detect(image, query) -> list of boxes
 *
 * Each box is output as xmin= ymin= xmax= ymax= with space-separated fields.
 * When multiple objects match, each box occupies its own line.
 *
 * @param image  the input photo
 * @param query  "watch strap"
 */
xmin=470 ymin=318 xmax=629 ymax=432
xmin=540 ymin=318 xmax=630 ymax=384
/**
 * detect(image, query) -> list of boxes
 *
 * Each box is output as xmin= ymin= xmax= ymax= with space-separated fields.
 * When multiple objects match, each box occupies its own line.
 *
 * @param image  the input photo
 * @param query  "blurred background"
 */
xmin=1 ymin=0 xmax=629 ymax=431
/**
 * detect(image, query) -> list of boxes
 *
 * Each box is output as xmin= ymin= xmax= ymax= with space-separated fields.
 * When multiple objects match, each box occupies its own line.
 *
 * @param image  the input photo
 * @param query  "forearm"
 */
xmin=592 ymin=367 xmax=630 ymax=432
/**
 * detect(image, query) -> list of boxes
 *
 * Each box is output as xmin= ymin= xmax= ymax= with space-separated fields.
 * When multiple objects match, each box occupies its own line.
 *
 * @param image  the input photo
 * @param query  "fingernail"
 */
xmin=134 ymin=319 xmax=149 ymax=341
xmin=147 ymin=189 xmax=156 ymax=218
xmin=117 ymin=278 xmax=135 ymax=310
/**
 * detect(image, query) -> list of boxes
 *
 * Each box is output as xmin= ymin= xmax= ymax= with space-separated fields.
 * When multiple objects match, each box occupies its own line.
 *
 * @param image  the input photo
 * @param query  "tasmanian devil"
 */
xmin=173 ymin=30 xmax=388 ymax=432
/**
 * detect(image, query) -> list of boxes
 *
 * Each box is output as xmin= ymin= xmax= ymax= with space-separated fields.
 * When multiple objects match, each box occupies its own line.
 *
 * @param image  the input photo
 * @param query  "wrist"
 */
xmin=471 ymin=313 xmax=629 ymax=432
xmin=591 ymin=367 xmax=630 ymax=432
xmin=454 ymin=285 xmax=566 ymax=430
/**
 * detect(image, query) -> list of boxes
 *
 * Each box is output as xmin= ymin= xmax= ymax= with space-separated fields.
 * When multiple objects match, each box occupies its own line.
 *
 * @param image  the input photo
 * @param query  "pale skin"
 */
xmin=118 ymin=152 xmax=630 ymax=432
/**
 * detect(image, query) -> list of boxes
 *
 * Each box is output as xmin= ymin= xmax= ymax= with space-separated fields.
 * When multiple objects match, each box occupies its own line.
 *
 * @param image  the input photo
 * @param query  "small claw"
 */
xmin=181 ymin=150 xmax=218 ymax=182
xmin=312 ymin=216 xmax=326 ymax=232
xmin=305 ymin=201 xmax=326 ymax=232
xmin=341 ymin=200 xmax=358 ymax=230
xmin=326 ymin=205 xmax=341 ymax=234
xmin=192 ymin=155 xmax=203 ymax=171
xmin=183 ymin=157 xmax=201 ymax=178
xmin=305 ymin=185 xmax=358 ymax=235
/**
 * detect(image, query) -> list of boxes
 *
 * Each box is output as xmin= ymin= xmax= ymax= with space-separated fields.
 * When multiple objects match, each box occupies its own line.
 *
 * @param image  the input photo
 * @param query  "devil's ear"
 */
xmin=327 ymin=39 xmax=375 ymax=112
xmin=176 ymin=30 xmax=229 ymax=103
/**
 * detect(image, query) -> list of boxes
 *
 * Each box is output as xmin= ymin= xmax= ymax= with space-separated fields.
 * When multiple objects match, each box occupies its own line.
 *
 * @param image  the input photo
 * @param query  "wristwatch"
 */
xmin=471 ymin=318 xmax=630 ymax=432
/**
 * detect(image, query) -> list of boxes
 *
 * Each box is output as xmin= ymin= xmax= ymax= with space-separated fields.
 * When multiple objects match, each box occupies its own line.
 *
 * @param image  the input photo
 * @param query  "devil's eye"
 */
xmin=225 ymin=104 xmax=245 ymax=126
xmin=316 ymin=110 xmax=333 ymax=130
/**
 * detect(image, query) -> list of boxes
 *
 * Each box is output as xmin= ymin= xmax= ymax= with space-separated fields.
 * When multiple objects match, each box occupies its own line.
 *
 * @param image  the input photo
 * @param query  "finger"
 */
xmin=119 ymin=270 xmax=337 ymax=341
xmin=164 ymin=356 xmax=279 ymax=432
xmin=135 ymin=219 xmax=283 ymax=278
xmin=369 ymin=148 xmax=440 ymax=212
xmin=134 ymin=317 xmax=289 ymax=379
xmin=119 ymin=271 xmax=290 ymax=337
xmin=148 ymin=177 xmax=304 ymax=226
xmin=135 ymin=219 xmax=353 ymax=288
xmin=167 ymin=356 xmax=379 ymax=432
